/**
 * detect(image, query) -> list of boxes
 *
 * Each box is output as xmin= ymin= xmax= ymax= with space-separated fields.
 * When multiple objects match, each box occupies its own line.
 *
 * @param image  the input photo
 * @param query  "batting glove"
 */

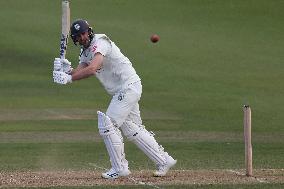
xmin=53 ymin=58 xmax=73 ymax=74
xmin=53 ymin=58 xmax=62 ymax=71
xmin=61 ymin=58 xmax=73 ymax=74
xmin=53 ymin=71 xmax=72 ymax=85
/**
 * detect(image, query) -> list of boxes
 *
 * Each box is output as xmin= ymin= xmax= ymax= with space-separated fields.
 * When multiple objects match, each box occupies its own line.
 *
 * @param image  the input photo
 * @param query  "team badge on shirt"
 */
xmin=118 ymin=92 xmax=125 ymax=101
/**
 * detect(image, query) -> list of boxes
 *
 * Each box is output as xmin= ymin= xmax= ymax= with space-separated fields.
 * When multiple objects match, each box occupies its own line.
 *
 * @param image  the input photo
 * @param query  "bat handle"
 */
xmin=59 ymin=34 xmax=67 ymax=72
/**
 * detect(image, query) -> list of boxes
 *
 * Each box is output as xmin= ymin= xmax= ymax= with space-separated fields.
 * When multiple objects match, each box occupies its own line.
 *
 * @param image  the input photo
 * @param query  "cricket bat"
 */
xmin=59 ymin=0 xmax=70 ymax=60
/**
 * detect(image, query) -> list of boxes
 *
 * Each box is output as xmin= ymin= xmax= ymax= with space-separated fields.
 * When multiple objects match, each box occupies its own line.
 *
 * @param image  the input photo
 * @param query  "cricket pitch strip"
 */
xmin=0 ymin=169 xmax=283 ymax=188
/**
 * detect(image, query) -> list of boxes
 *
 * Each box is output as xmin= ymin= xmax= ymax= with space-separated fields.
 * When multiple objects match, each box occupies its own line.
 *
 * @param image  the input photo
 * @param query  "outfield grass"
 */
xmin=0 ymin=0 xmax=283 ymax=188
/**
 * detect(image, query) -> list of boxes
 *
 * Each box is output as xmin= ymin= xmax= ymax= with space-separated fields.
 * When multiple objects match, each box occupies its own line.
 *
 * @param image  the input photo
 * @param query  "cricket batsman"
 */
xmin=53 ymin=19 xmax=177 ymax=179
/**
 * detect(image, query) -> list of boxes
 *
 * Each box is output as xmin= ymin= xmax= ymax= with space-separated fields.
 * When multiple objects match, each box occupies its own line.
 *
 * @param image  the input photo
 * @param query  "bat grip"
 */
xmin=59 ymin=34 xmax=67 ymax=72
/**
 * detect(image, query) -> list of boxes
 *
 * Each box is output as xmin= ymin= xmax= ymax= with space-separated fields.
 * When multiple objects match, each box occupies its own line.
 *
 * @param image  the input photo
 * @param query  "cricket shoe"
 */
xmin=153 ymin=153 xmax=177 ymax=177
xmin=102 ymin=168 xmax=131 ymax=179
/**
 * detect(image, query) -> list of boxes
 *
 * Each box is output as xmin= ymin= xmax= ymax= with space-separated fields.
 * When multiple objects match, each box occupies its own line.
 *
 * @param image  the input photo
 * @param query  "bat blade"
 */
xmin=60 ymin=0 xmax=70 ymax=60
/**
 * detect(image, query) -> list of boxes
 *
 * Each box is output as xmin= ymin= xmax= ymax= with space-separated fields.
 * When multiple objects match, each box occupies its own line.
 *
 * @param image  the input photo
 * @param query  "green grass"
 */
xmin=0 ymin=120 xmax=96 ymax=132
xmin=1 ymin=141 xmax=283 ymax=171
xmin=0 ymin=0 xmax=283 ymax=188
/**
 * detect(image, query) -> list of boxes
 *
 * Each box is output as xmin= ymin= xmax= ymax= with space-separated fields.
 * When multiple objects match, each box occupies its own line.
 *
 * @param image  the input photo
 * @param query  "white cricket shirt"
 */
xmin=79 ymin=34 xmax=140 ymax=95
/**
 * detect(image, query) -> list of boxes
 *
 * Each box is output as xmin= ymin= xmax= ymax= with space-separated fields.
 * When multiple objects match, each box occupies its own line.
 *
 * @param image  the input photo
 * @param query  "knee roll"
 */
xmin=120 ymin=120 xmax=141 ymax=140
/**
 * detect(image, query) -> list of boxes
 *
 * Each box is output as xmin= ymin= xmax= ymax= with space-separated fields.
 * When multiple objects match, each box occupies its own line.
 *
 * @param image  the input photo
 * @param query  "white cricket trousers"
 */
xmin=106 ymin=81 xmax=142 ymax=127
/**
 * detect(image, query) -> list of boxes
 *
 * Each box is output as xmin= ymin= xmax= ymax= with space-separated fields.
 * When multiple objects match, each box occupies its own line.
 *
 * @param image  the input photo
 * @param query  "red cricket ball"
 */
xmin=150 ymin=34 xmax=160 ymax=43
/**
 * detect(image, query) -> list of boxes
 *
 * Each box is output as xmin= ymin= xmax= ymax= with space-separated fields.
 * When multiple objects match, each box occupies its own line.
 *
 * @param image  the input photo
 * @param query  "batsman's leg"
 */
xmin=121 ymin=118 xmax=177 ymax=177
xmin=97 ymin=111 xmax=130 ymax=179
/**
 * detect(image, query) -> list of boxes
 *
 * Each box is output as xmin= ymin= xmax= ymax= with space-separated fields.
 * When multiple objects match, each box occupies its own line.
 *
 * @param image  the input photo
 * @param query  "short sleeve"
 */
xmin=93 ymin=38 xmax=111 ymax=56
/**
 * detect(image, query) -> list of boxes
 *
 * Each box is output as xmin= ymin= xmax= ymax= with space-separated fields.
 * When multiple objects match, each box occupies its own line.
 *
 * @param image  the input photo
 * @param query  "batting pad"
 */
xmin=121 ymin=121 xmax=167 ymax=166
xmin=97 ymin=111 xmax=128 ymax=172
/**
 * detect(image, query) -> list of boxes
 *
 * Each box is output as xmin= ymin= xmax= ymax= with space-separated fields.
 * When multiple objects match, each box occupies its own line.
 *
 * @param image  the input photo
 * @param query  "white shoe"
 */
xmin=153 ymin=154 xmax=177 ymax=177
xmin=102 ymin=168 xmax=131 ymax=179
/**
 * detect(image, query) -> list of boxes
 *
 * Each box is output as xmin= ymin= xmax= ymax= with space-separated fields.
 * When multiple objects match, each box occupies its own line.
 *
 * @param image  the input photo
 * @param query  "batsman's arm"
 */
xmin=71 ymin=53 xmax=104 ymax=81
xmin=70 ymin=62 xmax=88 ymax=74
